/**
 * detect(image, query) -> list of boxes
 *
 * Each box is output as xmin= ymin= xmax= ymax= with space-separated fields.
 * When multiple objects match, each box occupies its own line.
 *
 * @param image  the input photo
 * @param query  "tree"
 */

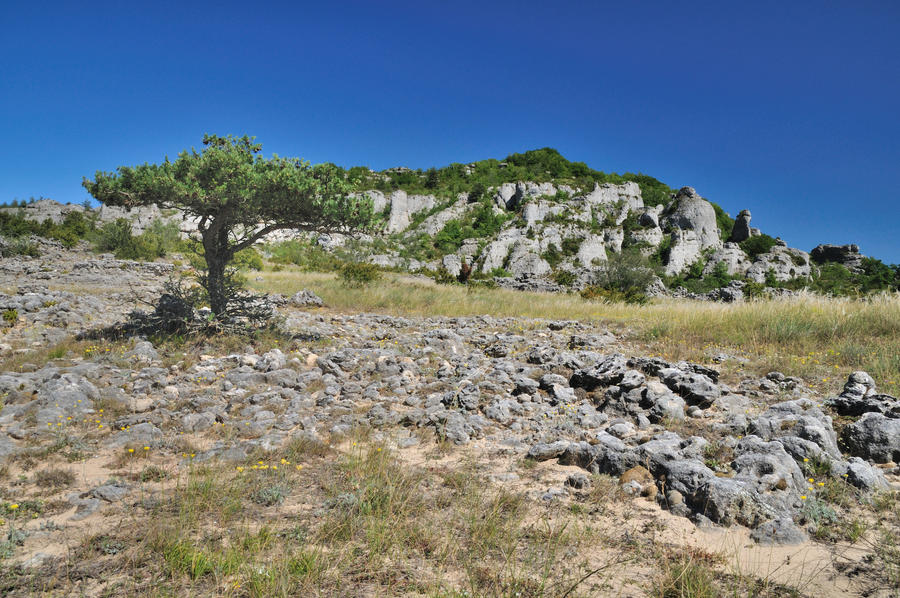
xmin=83 ymin=134 xmax=373 ymax=316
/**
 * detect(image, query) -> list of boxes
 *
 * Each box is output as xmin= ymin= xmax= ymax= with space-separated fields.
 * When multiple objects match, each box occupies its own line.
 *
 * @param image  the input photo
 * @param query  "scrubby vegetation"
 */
xmin=340 ymin=147 xmax=677 ymax=207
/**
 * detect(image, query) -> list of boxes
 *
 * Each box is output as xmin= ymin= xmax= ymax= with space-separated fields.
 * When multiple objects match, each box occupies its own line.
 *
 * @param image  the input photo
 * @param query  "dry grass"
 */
xmin=251 ymin=268 xmax=900 ymax=393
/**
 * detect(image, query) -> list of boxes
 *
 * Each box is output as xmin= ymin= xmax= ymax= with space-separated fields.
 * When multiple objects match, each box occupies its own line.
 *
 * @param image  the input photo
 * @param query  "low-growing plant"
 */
xmin=2 ymin=309 xmax=17 ymax=323
xmin=339 ymin=262 xmax=381 ymax=287
xmin=553 ymin=269 xmax=577 ymax=286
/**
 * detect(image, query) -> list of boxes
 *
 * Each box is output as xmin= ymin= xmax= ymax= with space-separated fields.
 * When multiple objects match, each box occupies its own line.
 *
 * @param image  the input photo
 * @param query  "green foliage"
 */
xmin=580 ymin=285 xmax=648 ymax=305
xmin=541 ymin=244 xmax=563 ymax=268
xmin=488 ymin=267 xmax=512 ymax=278
xmin=268 ymin=240 xmax=345 ymax=272
xmin=232 ymin=247 xmax=263 ymax=271
xmin=651 ymin=235 xmax=672 ymax=266
xmin=434 ymin=220 xmax=465 ymax=253
xmin=739 ymin=233 xmax=777 ymax=259
xmin=805 ymin=260 xmax=900 ymax=296
xmin=2 ymin=309 xmax=18 ymax=323
xmin=433 ymin=200 xmax=508 ymax=254
xmin=560 ymin=236 xmax=582 ymax=256
xmin=711 ymin=203 xmax=734 ymax=240
xmin=339 ymin=262 xmax=381 ymax=287
xmin=0 ymin=209 xmax=96 ymax=250
xmin=96 ymin=218 xmax=181 ymax=261
xmin=84 ymin=134 xmax=373 ymax=316
xmin=742 ymin=280 xmax=768 ymax=299
xmin=0 ymin=237 xmax=40 ymax=257
xmin=584 ymin=249 xmax=657 ymax=303
xmin=339 ymin=147 xmax=674 ymax=209
xmin=553 ymin=270 xmax=577 ymax=286
xmin=666 ymin=258 xmax=735 ymax=294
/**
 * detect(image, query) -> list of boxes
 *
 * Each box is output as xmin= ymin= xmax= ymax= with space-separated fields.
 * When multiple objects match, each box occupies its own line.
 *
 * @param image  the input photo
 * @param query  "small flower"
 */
xmin=128 ymin=448 xmax=134 ymax=453
xmin=803 ymin=458 xmax=809 ymax=463
xmin=143 ymin=446 xmax=150 ymax=451
xmin=9 ymin=504 xmax=18 ymax=510
xmin=801 ymin=495 xmax=807 ymax=500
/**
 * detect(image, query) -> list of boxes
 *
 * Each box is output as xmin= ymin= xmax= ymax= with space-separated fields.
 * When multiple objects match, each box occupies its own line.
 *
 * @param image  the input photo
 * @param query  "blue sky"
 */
xmin=2 ymin=0 xmax=898 ymax=261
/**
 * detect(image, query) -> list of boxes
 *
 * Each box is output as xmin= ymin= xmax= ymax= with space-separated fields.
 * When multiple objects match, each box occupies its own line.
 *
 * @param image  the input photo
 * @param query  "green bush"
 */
xmin=233 ymin=248 xmax=263 ymax=271
xmin=553 ymin=270 xmax=577 ymax=286
xmin=0 ymin=209 xmax=97 ymax=249
xmin=739 ymin=234 xmax=777 ymax=260
xmin=711 ymin=203 xmax=734 ymax=241
xmin=97 ymin=218 xmax=166 ymax=260
xmin=542 ymin=244 xmax=563 ymax=268
xmin=742 ymin=280 xmax=768 ymax=299
xmin=339 ymin=262 xmax=381 ymax=287
xmin=268 ymin=240 xmax=344 ymax=272
xmin=2 ymin=309 xmax=18 ymax=323
xmin=0 ymin=237 xmax=40 ymax=257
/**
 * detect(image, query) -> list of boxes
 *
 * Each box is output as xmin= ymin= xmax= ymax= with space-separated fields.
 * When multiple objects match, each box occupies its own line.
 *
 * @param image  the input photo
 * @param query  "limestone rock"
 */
xmin=386 ymin=191 xmax=436 ymax=233
xmin=703 ymin=243 xmax=751 ymax=276
xmin=729 ymin=209 xmax=753 ymax=243
xmin=810 ymin=244 xmax=864 ymax=272
xmin=576 ymin=234 xmax=607 ymax=266
xmin=662 ymin=187 xmax=721 ymax=250
xmin=746 ymin=246 xmax=811 ymax=282
xmin=842 ymin=412 xmax=900 ymax=463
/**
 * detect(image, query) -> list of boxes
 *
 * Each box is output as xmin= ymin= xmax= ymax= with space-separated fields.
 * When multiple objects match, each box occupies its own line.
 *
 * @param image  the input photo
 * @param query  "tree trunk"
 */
xmin=205 ymin=252 xmax=228 ymax=317
xmin=202 ymin=226 xmax=230 ymax=317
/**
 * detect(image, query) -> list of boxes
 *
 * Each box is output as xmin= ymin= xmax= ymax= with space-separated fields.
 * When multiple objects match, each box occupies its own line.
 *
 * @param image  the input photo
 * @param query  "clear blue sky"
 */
xmin=2 ymin=0 xmax=898 ymax=262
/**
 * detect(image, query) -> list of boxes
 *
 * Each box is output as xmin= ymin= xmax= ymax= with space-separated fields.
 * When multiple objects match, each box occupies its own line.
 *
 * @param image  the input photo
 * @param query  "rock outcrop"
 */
xmin=810 ymin=244 xmax=865 ymax=272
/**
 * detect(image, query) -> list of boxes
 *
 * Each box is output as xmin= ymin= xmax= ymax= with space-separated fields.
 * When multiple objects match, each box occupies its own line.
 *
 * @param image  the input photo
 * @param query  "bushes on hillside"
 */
xmin=582 ymin=249 xmax=657 ymax=304
xmin=336 ymin=148 xmax=675 ymax=209
xmin=97 ymin=218 xmax=183 ymax=260
xmin=433 ymin=200 xmax=508 ymax=254
xmin=739 ymin=234 xmax=778 ymax=259
xmin=268 ymin=240 xmax=344 ymax=272
xmin=0 ymin=210 xmax=93 ymax=249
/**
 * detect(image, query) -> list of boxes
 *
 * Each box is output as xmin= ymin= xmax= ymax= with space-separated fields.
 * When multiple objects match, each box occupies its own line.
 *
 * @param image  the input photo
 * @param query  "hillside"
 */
xmin=3 ymin=148 xmax=898 ymax=300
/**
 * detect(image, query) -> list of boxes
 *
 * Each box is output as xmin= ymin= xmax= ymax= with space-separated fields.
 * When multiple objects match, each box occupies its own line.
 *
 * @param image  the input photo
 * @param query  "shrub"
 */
xmin=560 ymin=236 xmax=582 ymax=256
xmin=711 ymin=202 xmax=734 ymax=240
xmin=742 ymin=280 xmax=767 ymax=299
xmin=339 ymin=262 xmax=381 ymax=287
xmin=0 ymin=237 xmax=40 ymax=257
xmin=542 ymin=244 xmax=563 ymax=268
xmin=739 ymin=233 xmax=777 ymax=259
xmin=268 ymin=240 xmax=344 ymax=272
xmin=2 ymin=309 xmax=18 ymax=323
xmin=591 ymin=249 xmax=658 ymax=295
xmin=233 ymin=248 xmax=263 ymax=271
xmin=553 ymin=270 xmax=577 ymax=286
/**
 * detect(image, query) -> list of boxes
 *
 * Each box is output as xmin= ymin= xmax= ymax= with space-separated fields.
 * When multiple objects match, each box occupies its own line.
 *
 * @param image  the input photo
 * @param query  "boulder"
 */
xmin=507 ymin=241 xmax=551 ymax=278
xmin=825 ymin=371 xmax=899 ymax=417
xmin=728 ymin=209 xmax=753 ymax=243
xmin=576 ymin=234 xmax=607 ymax=266
xmin=841 ymin=412 xmax=900 ymax=463
xmin=746 ymin=246 xmax=811 ymax=282
xmin=703 ymin=243 xmax=752 ymax=276
xmin=810 ymin=244 xmax=864 ymax=272
xmin=663 ymin=187 xmax=721 ymax=250
xmin=663 ymin=229 xmax=703 ymax=276
xmin=386 ymin=190 xmax=436 ymax=233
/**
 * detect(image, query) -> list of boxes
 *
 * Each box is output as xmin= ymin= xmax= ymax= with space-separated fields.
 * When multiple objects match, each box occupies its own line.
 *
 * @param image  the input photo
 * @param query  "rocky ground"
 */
xmin=0 ymin=246 xmax=898 ymax=597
